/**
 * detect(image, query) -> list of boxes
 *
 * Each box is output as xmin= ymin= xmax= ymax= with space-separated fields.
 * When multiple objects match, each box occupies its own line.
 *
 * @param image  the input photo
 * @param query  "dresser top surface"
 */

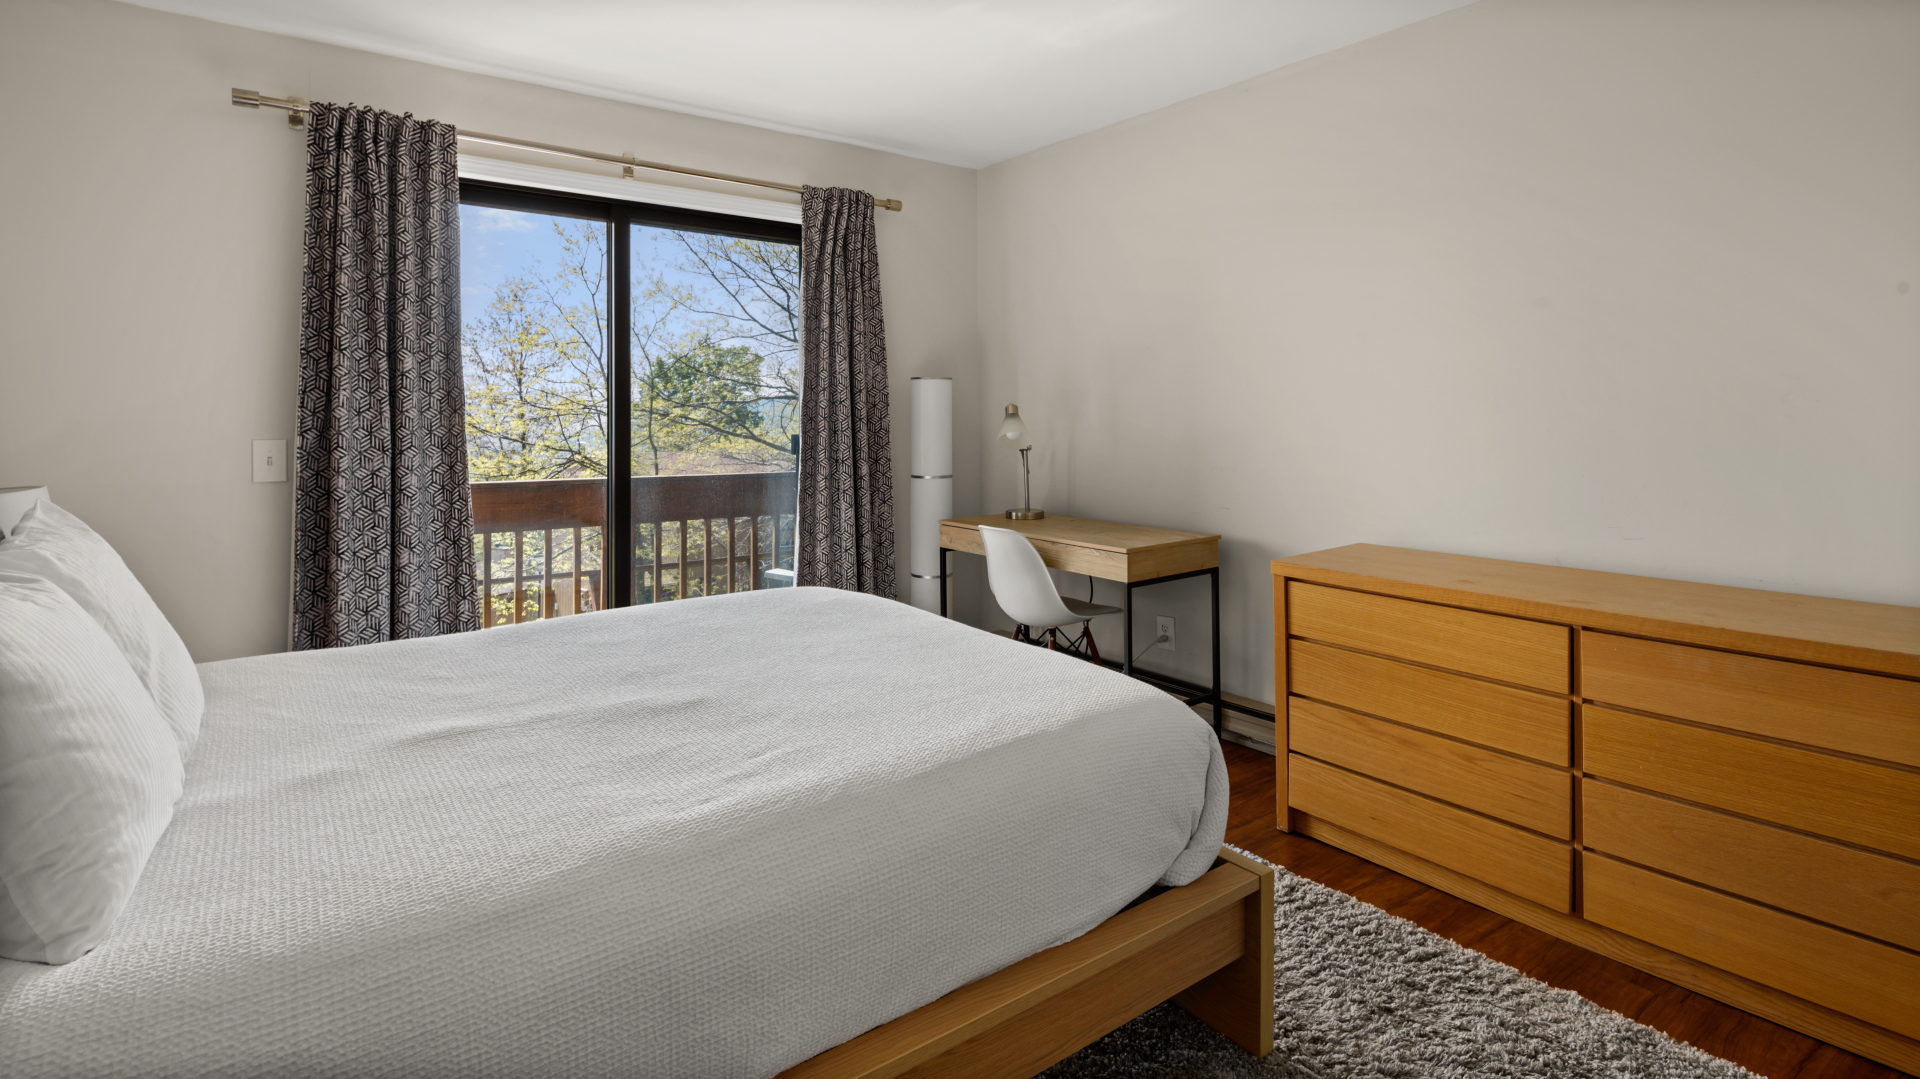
xmin=1274 ymin=544 xmax=1920 ymax=677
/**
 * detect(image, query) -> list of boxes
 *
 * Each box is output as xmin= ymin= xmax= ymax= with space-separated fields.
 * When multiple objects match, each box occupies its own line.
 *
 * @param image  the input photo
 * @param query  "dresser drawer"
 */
xmin=1582 ymin=632 xmax=1920 ymax=767
xmin=1583 ymin=854 xmax=1920 ymax=1042
xmin=1583 ymin=706 xmax=1920 ymax=860
xmin=1289 ymin=581 xmax=1570 ymax=692
xmin=1583 ymin=780 xmax=1920 ymax=951
xmin=1288 ymin=753 xmax=1572 ymax=911
xmin=1290 ymin=640 xmax=1569 ymax=764
xmin=1292 ymin=698 xmax=1571 ymax=837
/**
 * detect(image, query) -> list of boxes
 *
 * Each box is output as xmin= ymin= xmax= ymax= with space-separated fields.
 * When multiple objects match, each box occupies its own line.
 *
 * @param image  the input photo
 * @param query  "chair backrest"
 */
xmin=979 ymin=525 xmax=1080 ymax=630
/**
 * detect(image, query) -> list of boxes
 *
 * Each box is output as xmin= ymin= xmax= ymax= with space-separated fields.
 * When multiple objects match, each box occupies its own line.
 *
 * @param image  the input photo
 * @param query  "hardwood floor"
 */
xmin=1220 ymin=742 xmax=1911 ymax=1079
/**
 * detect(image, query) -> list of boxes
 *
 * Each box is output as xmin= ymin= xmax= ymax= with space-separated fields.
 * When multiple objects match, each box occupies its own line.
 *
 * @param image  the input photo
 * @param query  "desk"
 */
xmin=938 ymin=514 xmax=1222 ymax=728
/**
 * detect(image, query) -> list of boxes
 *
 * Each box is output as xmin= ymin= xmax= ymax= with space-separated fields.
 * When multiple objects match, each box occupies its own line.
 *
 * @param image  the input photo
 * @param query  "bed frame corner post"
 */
xmin=1175 ymin=847 xmax=1276 ymax=1059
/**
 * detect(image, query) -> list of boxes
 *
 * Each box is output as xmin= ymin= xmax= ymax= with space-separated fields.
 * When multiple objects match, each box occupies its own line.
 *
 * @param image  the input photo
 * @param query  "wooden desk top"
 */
xmin=941 ymin=514 xmax=1219 ymax=583
xmin=1274 ymin=543 xmax=1920 ymax=678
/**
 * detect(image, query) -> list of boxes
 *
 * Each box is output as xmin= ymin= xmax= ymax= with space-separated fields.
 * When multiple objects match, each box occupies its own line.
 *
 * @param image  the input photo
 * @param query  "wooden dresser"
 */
xmin=1271 ymin=545 xmax=1920 ymax=1073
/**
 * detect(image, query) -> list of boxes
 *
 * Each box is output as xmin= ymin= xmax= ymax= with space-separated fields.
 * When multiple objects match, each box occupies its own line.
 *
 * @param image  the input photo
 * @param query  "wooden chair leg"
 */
xmin=1082 ymin=622 xmax=1102 ymax=664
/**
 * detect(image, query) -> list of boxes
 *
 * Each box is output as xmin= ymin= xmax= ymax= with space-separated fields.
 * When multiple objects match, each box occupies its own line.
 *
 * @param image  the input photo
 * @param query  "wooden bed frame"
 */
xmin=778 ymin=847 xmax=1275 ymax=1079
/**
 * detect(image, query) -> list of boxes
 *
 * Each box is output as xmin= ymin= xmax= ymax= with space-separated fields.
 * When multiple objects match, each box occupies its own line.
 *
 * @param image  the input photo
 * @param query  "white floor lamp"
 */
xmin=907 ymin=378 xmax=952 ymax=613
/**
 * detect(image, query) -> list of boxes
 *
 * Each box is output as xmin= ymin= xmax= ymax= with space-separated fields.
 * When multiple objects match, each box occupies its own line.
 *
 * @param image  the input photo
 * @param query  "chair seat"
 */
xmin=1061 ymin=596 xmax=1123 ymax=620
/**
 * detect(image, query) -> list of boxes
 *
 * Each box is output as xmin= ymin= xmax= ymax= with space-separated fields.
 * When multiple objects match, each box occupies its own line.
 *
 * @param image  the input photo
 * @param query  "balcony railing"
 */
xmin=471 ymin=473 xmax=797 ymax=628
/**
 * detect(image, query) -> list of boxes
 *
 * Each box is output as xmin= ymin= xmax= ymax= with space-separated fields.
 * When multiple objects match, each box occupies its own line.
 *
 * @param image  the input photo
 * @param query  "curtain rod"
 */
xmin=232 ymin=89 xmax=904 ymax=212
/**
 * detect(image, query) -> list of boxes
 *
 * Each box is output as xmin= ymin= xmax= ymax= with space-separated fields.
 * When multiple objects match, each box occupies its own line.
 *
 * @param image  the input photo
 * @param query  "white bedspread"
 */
xmin=0 ymin=587 xmax=1227 ymax=1078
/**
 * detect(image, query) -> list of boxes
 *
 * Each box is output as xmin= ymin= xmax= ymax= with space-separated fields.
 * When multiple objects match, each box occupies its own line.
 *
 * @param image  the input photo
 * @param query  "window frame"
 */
xmin=459 ymin=179 xmax=803 ymax=609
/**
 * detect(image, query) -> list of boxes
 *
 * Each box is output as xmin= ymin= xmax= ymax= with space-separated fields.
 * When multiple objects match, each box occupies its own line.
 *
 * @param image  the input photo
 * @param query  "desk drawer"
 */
xmin=1288 ymin=753 xmax=1572 ymax=911
xmin=1582 ymin=632 xmax=1920 ymax=767
xmin=1290 ymin=639 xmax=1569 ymax=764
xmin=1584 ymin=854 xmax=1920 ymax=1042
xmin=1289 ymin=582 xmax=1569 ymax=692
xmin=1583 ymin=780 xmax=1920 ymax=951
xmin=1583 ymin=705 xmax=1920 ymax=860
xmin=1292 ymin=698 xmax=1570 ymax=837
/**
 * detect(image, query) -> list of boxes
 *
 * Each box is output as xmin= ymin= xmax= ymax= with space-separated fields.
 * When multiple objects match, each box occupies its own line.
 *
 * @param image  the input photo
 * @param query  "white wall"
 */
xmin=976 ymin=0 xmax=1920 ymax=703
xmin=7 ymin=0 xmax=1912 ymax=683
xmin=0 ymin=0 xmax=979 ymax=661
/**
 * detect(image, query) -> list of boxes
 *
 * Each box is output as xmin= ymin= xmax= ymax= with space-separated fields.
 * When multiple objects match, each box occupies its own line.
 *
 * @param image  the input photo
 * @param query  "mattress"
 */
xmin=0 ymin=587 xmax=1227 ymax=1078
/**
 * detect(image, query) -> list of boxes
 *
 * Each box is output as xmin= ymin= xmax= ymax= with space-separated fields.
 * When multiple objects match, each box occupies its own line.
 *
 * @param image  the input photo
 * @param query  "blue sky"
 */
xmin=460 ymin=204 xmax=602 ymax=319
xmin=458 ymin=203 xmax=756 ymax=341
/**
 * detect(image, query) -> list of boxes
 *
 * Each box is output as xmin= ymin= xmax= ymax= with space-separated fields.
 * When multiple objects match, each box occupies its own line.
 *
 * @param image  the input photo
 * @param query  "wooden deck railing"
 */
xmin=470 ymin=474 xmax=797 ymax=628
xmin=630 ymin=472 xmax=799 ymax=604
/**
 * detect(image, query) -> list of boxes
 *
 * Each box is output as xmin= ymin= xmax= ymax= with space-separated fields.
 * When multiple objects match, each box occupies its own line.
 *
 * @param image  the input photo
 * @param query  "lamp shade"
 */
xmin=997 ymin=405 xmax=1030 ymax=448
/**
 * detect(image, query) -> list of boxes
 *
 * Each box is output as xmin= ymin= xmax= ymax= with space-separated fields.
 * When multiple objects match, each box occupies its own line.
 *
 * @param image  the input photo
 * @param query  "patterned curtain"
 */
xmin=291 ymin=103 xmax=478 ymax=649
xmin=797 ymin=187 xmax=896 ymax=598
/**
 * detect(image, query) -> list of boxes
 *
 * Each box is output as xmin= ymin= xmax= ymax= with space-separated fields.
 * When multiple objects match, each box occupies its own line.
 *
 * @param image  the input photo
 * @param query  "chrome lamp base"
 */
xmin=1005 ymin=508 xmax=1046 ymax=520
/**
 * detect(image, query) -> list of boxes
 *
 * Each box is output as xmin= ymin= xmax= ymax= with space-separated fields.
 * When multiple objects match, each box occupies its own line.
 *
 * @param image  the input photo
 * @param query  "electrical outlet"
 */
xmin=1155 ymin=615 xmax=1175 ymax=651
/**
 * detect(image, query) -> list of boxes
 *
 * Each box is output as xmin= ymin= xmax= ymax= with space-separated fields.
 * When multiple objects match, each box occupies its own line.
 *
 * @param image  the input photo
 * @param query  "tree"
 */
xmin=462 ymin=219 xmax=802 ymax=481
xmin=463 ymin=223 xmax=610 ymax=480
xmin=632 ymin=229 xmax=801 ymax=474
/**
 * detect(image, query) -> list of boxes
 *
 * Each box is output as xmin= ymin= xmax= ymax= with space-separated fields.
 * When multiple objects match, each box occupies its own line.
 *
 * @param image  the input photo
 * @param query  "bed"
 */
xmin=0 ymin=586 xmax=1264 ymax=1078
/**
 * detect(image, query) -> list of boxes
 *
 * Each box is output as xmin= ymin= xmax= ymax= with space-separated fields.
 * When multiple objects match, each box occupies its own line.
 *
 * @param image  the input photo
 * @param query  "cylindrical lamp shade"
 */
xmin=907 ymin=378 xmax=953 ymax=613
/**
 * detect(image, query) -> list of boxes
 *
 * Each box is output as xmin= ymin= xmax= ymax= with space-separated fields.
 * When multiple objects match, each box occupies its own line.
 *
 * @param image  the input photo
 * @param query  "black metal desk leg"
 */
xmin=1123 ymin=581 xmax=1134 ymax=676
xmin=939 ymin=546 xmax=949 ymax=618
xmin=1210 ymin=566 xmax=1222 ymax=733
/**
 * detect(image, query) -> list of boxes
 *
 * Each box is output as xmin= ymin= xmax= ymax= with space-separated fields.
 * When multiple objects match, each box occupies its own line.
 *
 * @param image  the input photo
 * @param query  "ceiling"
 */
xmin=132 ymin=0 xmax=1477 ymax=168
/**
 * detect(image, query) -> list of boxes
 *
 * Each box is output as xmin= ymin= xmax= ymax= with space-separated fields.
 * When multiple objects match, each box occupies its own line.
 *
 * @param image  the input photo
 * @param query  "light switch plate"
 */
xmin=252 ymin=439 xmax=288 ymax=483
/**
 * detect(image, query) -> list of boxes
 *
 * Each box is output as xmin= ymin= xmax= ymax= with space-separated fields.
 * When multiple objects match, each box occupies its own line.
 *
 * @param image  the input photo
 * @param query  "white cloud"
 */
xmin=466 ymin=207 xmax=534 ymax=233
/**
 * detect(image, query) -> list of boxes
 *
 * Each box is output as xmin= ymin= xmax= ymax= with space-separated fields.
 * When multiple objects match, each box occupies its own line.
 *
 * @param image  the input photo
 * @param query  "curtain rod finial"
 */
xmin=874 ymin=198 xmax=903 ymax=212
xmin=233 ymin=88 xmax=307 ymax=126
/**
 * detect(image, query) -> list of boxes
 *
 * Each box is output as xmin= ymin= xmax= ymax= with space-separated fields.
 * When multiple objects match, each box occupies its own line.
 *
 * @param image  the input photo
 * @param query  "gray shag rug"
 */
xmin=1043 ymin=853 xmax=1759 ymax=1079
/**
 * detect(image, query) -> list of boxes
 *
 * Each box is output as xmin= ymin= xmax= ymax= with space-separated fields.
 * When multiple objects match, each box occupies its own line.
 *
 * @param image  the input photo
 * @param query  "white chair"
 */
xmin=979 ymin=525 xmax=1122 ymax=662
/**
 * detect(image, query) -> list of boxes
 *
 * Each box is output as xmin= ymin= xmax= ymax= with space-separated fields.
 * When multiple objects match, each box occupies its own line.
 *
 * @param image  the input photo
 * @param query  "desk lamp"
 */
xmin=998 ymin=405 xmax=1043 ymax=520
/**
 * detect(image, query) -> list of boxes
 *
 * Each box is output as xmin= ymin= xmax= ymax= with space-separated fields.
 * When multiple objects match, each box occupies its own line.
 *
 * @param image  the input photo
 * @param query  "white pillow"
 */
xmin=0 ymin=501 xmax=203 ymax=763
xmin=0 ymin=572 xmax=184 ymax=964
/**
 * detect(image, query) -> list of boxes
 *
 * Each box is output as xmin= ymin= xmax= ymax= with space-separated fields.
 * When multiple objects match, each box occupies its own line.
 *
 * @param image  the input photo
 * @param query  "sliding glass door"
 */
xmin=458 ymin=193 xmax=610 ymax=627
xmin=628 ymin=219 xmax=800 ymax=603
xmin=459 ymin=183 xmax=802 ymax=625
